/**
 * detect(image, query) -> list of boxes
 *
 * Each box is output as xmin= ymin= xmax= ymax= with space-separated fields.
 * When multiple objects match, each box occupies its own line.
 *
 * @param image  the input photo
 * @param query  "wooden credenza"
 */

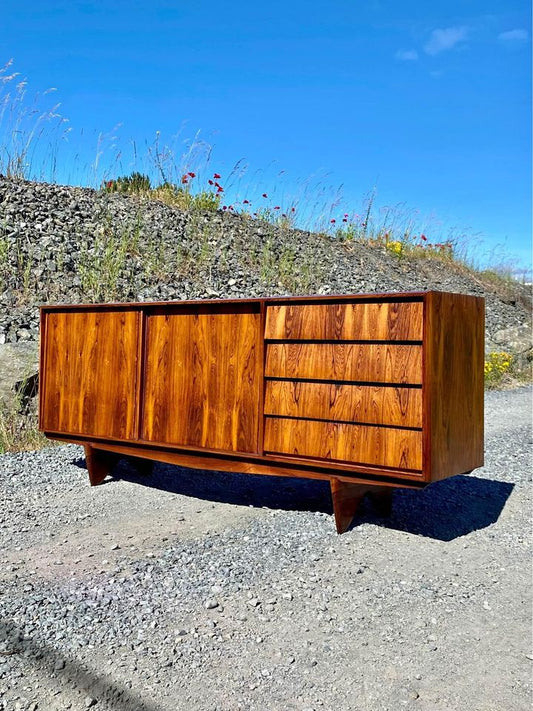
xmin=39 ymin=291 xmax=484 ymax=533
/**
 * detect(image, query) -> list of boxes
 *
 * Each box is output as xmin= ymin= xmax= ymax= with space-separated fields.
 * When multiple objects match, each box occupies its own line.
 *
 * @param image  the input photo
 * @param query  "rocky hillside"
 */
xmin=0 ymin=175 xmax=531 ymax=410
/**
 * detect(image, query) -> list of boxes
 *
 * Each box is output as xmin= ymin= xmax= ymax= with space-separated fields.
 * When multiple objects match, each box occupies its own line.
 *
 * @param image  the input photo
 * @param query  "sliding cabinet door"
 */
xmin=40 ymin=309 xmax=140 ymax=439
xmin=142 ymin=304 xmax=262 ymax=453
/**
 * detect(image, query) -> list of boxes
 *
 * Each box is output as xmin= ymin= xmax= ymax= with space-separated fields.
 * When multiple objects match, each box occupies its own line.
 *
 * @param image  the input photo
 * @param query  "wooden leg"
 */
xmin=330 ymin=479 xmax=367 ymax=534
xmin=367 ymin=487 xmax=394 ymax=517
xmin=84 ymin=445 xmax=119 ymax=486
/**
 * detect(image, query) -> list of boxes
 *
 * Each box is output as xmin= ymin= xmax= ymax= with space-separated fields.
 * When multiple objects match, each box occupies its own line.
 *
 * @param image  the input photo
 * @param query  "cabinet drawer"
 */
xmin=264 ymin=381 xmax=422 ymax=428
xmin=264 ymin=417 xmax=423 ymax=471
xmin=265 ymin=301 xmax=423 ymax=341
xmin=265 ymin=343 xmax=422 ymax=384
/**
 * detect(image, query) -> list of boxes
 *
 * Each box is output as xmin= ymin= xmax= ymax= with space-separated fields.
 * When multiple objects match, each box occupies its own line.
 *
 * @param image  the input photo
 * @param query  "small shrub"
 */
xmin=484 ymin=351 xmax=513 ymax=389
xmin=102 ymin=171 xmax=152 ymax=194
xmin=386 ymin=240 xmax=404 ymax=256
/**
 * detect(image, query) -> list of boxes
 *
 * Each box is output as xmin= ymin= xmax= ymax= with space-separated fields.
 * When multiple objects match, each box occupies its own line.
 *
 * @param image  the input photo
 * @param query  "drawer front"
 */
xmin=264 ymin=417 xmax=422 ymax=471
xmin=264 ymin=381 xmax=422 ymax=428
xmin=265 ymin=300 xmax=423 ymax=341
xmin=265 ymin=343 xmax=422 ymax=384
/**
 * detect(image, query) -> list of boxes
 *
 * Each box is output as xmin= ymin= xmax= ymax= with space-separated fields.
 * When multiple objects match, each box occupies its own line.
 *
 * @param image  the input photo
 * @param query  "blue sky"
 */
xmin=1 ymin=0 xmax=531 ymax=272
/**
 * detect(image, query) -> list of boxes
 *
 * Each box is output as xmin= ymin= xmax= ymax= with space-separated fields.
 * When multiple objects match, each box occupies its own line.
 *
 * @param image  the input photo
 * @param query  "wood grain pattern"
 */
xmin=424 ymin=292 xmax=485 ymax=481
xmin=265 ymin=343 xmax=422 ymax=384
xmin=142 ymin=306 xmax=261 ymax=452
xmin=264 ymin=380 xmax=422 ymax=427
xmin=40 ymin=311 xmax=140 ymax=439
xmin=265 ymin=300 xmax=423 ymax=341
xmin=264 ymin=417 xmax=422 ymax=470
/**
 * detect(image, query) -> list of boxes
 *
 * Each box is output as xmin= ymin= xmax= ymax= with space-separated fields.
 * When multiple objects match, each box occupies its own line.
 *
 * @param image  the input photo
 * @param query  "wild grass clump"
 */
xmin=0 ymin=59 xmax=71 ymax=181
xmin=0 ymin=379 xmax=48 ymax=454
xmin=0 ymin=406 xmax=47 ymax=453
xmin=101 ymin=171 xmax=222 ymax=212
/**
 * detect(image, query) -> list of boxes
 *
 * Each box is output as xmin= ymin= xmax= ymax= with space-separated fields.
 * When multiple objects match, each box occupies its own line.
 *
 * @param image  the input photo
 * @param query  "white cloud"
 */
xmin=396 ymin=49 xmax=419 ymax=61
xmin=424 ymin=26 xmax=468 ymax=55
xmin=498 ymin=29 xmax=529 ymax=43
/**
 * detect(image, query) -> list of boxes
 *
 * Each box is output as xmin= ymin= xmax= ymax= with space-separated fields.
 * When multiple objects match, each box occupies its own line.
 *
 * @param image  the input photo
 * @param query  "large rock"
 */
xmin=492 ymin=324 xmax=532 ymax=354
xmin=0 ymin=342 xmax=39 ymax=408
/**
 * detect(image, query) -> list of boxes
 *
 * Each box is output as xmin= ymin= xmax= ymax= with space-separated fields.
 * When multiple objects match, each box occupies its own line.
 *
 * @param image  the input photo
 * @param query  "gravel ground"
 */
xmin=0 ymin=387 xmax=531 ymax=711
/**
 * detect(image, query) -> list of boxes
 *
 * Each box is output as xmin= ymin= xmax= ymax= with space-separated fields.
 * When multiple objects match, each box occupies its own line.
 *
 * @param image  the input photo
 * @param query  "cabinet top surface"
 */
xmin=40 ymin=290 xmax=484 ymax=313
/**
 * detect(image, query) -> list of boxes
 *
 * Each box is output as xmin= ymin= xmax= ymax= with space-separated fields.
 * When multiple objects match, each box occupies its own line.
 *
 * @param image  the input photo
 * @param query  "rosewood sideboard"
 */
xmin=39 ymin=291 xmax=484 ymax=533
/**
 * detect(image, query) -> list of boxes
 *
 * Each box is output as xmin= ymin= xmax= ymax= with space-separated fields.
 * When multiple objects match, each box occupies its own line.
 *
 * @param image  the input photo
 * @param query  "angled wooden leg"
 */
xmin=84 ymin=445 xmax=119 ymax=486
xmin=330 ymin=479 xmax=367 ymax=534
xmin=367 ymin=486 xmax=394 ymax=517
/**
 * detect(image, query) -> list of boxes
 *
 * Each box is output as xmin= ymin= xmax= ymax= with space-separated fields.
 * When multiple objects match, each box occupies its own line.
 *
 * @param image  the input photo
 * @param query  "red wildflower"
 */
xmin=330 ymin=219 xmax=336 ymax=224
xmin=243 ymin=199 xmax=250 ymax=204
xmin=344 ymin=213 xmax=348 ymax=218
xmin=274 ymin=206 xmax=280 ymax=210
xmin=291 ymin=207 xmax=295 ymax=213
xmin=342 ymin=218 xmax=348 ymax=223
xmin=213 ymin=173 xmax=221 ymax=179
xmin=188 ymin=172 xmax=196 ymax=178
xmin=228 ymin=205 xmax=234 ymax=210
xmin=420 ymin=234 xmax=427 ymax=241
xmin=208 ymin=179 xmax=214 ymax=185
xmin=217 ymin=186 xmax=224 ymax=193
xmin=181 ymin=175 xmax=188 ymax=184
xmin=262 ymin=193 xmax=268 ymax=198
xmin=222 ymin=206 xmax=227 ymax=210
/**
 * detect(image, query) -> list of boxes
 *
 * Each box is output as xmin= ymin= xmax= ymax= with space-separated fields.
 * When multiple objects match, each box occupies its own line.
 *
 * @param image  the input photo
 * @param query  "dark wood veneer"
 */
xmin=39 ymin=291 xmax=484 ymax=533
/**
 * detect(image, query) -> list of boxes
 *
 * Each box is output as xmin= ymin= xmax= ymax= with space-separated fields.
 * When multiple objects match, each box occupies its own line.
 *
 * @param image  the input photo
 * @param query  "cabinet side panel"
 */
xmin=142 ymin=307 xmax=261 ymax=453
xmin=40 ymin=310 xmax=140 ymax=439
xmin=425 ymin=292 xmax=484 ymax=481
